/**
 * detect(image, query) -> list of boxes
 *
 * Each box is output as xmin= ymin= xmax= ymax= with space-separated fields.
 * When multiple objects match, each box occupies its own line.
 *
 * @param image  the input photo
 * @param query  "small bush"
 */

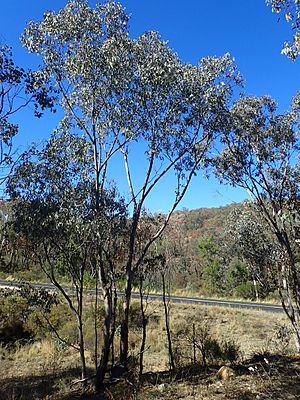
xmin=233 ymin=282 xmax=256 ymax=299
xmin=0 ymin=290 xmax=33 ymax=344
xmin=172 ymin=320 xmax=240 ymax=368
xmin=205 ymin=338 xmax=222 ymax=362
xmin=268 ymin=323 xmax=294 ymax=354
xmin=0 ymin=287 xmax=65 ymax=345
xmin=220 ymin=339 xmax=240 ymax=363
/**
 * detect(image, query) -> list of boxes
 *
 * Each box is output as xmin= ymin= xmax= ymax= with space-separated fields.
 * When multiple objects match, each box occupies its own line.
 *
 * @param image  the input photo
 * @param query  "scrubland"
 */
xmin=0 ymin=295 xmax=299 ymax=400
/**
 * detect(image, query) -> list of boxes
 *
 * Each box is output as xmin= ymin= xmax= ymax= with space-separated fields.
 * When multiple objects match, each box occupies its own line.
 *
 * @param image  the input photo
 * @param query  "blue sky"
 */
xmin=1 ymin=1 xmax=299 ymax=211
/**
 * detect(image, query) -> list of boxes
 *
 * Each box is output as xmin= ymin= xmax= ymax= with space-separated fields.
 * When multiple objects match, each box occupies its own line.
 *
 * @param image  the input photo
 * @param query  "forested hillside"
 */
xmin=171 ymin=203 xmax=240 ymax=240
xmin=156 ymin=202 xmax=275 ymax=299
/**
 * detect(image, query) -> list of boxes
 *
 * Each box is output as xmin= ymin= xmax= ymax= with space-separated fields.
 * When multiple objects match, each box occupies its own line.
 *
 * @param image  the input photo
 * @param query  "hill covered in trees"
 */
xmin=171 ymin=203 xmax=241 ymax=241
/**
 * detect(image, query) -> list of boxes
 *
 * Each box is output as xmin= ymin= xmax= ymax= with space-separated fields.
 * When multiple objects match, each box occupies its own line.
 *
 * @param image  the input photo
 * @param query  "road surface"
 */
xmin=0 ymin=280 xmax=283 ymax=313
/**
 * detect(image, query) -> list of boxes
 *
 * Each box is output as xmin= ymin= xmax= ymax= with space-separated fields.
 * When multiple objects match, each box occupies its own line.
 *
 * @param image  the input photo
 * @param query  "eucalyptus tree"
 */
xmin=266 ymin=0 xmax=300 ymax=59
xmin=0 ymin=45 xmax=55 ymax=275
xmin=21 ymin=0 xmax=241 ymax=380
xmin=211 ymin=95 xmax=300 ymax=350
xmin=225 ymin=205 xmax=277 ymax=298
xmin=8 ymin=131 xmax=128 ymax=382
xmin=0 ymin=45 xmax=55 ymax=182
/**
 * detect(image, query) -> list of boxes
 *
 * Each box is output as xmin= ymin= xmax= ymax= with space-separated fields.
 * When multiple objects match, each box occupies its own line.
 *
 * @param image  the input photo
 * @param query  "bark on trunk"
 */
xmin=278 ymin=260 xmax=300 ymax=354
xmin=95 ymin=286 xmax=112 ymax=390
xmin=162 ymin=272 xmax=175 ymax=371
xmin=139 ymin=277 xmax=147 ymax=380
xmin=120 ymin=273 xmax=131 ymax=365
xmin=253 ymin=277 xmax=259 ymax=300
xmin=94 ymin=270 xmax=98 ymax=370
xmin=78 ymin=319 xmax=87 ymax=381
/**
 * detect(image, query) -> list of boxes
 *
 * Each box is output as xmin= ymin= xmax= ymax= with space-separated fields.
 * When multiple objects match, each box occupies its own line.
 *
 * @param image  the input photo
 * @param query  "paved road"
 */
xmin=0 ymin=280 xmax=283 ymax=313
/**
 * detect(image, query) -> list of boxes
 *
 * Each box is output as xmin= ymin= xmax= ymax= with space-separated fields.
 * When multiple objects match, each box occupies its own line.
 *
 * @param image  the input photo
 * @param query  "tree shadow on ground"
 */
xmin=0 ymin=367 xmax=84 ymax=400
xmin=240 ymin=354 xmax=300 ymax=399
xmin=141 ymin=354 xmax=300 ymax=400
xmin=0 ymin=355 xmax=299 ymax=399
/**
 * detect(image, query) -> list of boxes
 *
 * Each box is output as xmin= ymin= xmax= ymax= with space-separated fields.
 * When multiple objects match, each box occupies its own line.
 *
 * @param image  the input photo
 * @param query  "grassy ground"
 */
xmin=0 ymin=301 xmax=299 ymax=399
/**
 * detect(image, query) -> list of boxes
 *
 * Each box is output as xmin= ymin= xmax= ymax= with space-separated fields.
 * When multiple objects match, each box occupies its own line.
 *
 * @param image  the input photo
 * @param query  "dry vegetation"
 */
xmin=0 ymin=299 xmax=299 ymax=400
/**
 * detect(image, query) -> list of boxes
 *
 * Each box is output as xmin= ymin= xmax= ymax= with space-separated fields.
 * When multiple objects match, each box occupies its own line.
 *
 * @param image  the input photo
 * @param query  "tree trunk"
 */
xmin=77 ymin=271 xmax=87 ymax=383
xmin=120 ymin=208 xmax=141 ymax=366
xmin=77 ymin=318 xmax=87 ymax=381
xmin=252 ymin=276 xmax=259 ymax=300
xmin=111 ymin=286 xmax=118 ymax=366
xmin=139 ymin=276 xmax=147 ymax=380
xmin=94 ymin=269 xmax=98 ymax=370
xmin=120 ymin=272 xmax=131 ymax=365
xmin=162 ymin=272 xmax=175 ymax=371
xmin=278 ymin=258 xmax=300 ymax=354
xmin=95 ymin=286 xmax=112 ymax=390
xmin=192 ymin=323 xmax=196 ymax=365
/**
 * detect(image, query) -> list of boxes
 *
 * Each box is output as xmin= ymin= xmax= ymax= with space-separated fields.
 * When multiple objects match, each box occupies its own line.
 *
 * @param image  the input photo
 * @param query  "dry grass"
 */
xmin=0 ymin=300 xmax=299 ymax=400
xmin=137 ymin=301 xmax=291 ymax=371
xmin=140 ymin=355 xmax=300 ymax=400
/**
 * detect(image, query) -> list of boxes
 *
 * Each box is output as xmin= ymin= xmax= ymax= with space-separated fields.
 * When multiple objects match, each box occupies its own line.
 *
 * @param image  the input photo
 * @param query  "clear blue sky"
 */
xmin=1 ymin=1 xmax=299 ymax=211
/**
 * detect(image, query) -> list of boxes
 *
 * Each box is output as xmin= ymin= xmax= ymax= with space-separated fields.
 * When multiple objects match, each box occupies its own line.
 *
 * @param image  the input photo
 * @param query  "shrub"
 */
xmin=0 ymin=287 xmax=64 ymax=345
xmin=233 ymin=282 xmax=256 ymax=299
xmin=220 ymin=339 xmax=240 ymax=363
xmin=0 ymin=290 xmax=33 ymax=344
xmin=268 ymin=323 xmax=294 ymax=354
xmin=172 ymin=320 xmax=241 ymax=368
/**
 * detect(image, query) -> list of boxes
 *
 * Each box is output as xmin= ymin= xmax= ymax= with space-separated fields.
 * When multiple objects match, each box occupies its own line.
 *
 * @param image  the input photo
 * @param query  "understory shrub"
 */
xmin=173 ymin=320 xmax=240 ymax=368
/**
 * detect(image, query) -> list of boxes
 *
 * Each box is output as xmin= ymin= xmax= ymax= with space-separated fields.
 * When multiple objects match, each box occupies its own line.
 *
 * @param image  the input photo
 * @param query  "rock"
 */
xmin=158 ymin=383 xmax=166 ymax=392
xmin=216 ymin=366 xmax=235 ymax=381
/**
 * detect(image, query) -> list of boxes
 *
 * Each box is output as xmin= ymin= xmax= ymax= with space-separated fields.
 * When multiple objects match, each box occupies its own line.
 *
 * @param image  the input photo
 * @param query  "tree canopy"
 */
xmin=267 ymin=0 xmax=300 ymax=59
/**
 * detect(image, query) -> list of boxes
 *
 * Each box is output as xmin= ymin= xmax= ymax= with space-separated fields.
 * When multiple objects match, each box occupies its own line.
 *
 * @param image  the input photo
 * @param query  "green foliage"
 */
xmin=198 ymin=237 xmax=218 ymax=262
xmin=0 ymin=291 xmax=32 ymax=344
xmin=197 ymin=237 xmax=224 ymax=295
xmin=0 ymin=45 xmax=55 ymax=179
xmin=8 ymin=131 xmax=128 ymax=290
xmin=224 ymin=257 xmax=254 ymax=298
xmin=210 ymin=93 xmax=300 ymax=348
xmin=202 ymin=260 xmax=224 ymax=294
xmin=234 ymin=282 xmax=256 ymax=299
xmin=0 ymin=288 xmax=58 ymax=344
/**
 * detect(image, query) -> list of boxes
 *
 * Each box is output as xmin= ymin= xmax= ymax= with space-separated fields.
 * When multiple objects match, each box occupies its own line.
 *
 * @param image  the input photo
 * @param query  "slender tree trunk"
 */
xmin=78 ymin=270 xmax=87 ymax=383
xmin=111 ymin=285 xmax=118 ymax=366
xmin=120 ymin=210 xmax=139 ymax=365
xmin=139 ymin=276 xmax=147 ymax=380
xmin=78 ymin=317 xmax=87 ymax=381
xmin=94 ymin=267 xmax=98 ymax=370
xmin=95 ymin=254 xmax=115 ymax=390
xmin=277 ymin=257 xmax=300 ymax=353
xmin=253 ymin=276 xmax=259 ymax=300
xmin=192 ymin=323 xmax=196 ymax=365
xmin=162 ymin=272 xmax=175 ymax=371
xmin=95 ymin=286 xmax=112 ymax=390
xmin=200 ymin=345 xmax=207 ymax=369
xmin=120 ymin=271 xmax=131 ymax=365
